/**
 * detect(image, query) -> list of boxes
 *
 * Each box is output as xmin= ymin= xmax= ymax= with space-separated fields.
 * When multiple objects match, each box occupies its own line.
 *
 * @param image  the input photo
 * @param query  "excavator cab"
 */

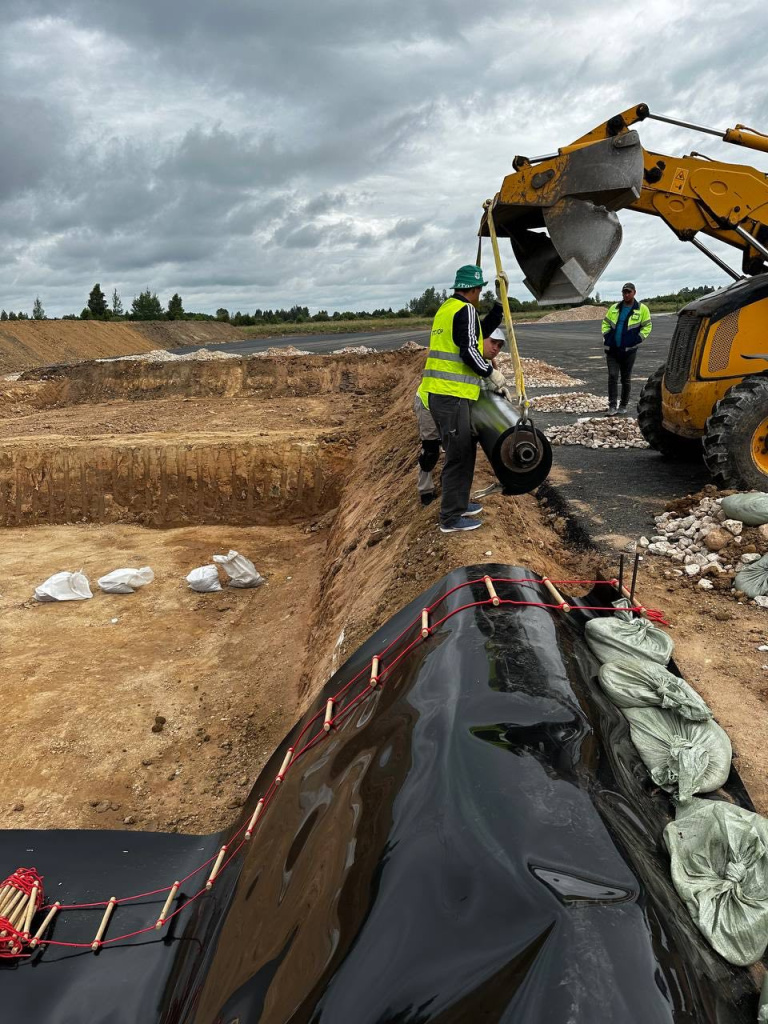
xmin=485 ymin=104 xmax=768 ymax=488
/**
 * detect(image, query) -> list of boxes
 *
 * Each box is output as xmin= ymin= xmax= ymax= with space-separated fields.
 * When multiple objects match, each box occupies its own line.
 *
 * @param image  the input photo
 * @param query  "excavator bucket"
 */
xmin=483 ymin=132 xmax=644 ymax=305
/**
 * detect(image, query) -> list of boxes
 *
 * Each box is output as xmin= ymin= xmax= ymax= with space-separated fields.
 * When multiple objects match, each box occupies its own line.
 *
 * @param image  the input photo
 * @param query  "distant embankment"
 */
xmin=0 ymin=321 xmax=240 ymax=374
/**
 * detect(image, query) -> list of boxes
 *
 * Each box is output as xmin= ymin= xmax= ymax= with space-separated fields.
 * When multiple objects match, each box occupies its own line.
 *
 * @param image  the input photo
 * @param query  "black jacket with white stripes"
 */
xmin=451 ymin=296 xmax=503 ymax=378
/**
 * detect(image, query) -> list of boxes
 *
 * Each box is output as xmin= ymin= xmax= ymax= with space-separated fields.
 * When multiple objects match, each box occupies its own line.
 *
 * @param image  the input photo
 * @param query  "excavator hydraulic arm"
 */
xmin=481 ymin=103 xmax=768 ymax=304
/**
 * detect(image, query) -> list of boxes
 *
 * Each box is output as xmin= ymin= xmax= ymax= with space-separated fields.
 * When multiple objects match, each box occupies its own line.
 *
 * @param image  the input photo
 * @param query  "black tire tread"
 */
xmin=702 ymin=375 xmax=768 ymax=488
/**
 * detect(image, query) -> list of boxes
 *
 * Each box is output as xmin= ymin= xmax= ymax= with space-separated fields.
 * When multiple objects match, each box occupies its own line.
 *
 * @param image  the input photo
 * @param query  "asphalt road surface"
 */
xmin=178 ymin=315 xmax=707 ymax=549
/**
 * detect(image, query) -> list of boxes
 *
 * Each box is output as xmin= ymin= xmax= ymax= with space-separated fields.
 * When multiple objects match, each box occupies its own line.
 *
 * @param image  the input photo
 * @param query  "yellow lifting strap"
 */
xmin=480 ymin=199 xmax=529 ymax=411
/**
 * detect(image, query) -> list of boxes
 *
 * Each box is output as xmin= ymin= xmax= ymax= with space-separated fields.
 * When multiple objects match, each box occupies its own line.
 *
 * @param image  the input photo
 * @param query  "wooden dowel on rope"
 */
xmin=23 ymin=883 xmax=38 ymax=935
xmin=421 ymin=609 xmax=429 ymax=638
xmin=91 ymin=897 xmax=117 ymax=951
xmin=483 ymin=576 xmax=500 ymax=606
xmin=29 ymin=902 xmax=60 ymax=949
xmin=245 ymin=798 xmax=265 ymax=840
xmin=206 ymin=847 xmax=227 ymax=890
xmin=275 ymin=747 xmax=294 ymax=785
xmin=541 ymin=577 xmax=571 ymax=612
xmin=155 ymin=882 xmax=180 ymax=930
xmin=370 ymin=656 xmax=380 ymax=688
xmin=0 ymin=890 xmax=25 ymax=933
xmin=0 ymin=885 xmax=17 ymax=916
xmin=323 ymin=699 xmax=334 ymax=732
xmin=612 ymin=580 xmax=647 ymax=615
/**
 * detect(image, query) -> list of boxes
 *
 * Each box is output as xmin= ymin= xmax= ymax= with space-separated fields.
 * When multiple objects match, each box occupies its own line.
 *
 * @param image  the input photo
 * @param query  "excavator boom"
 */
xmin=482 ymin=104 xmax=768 ymax=304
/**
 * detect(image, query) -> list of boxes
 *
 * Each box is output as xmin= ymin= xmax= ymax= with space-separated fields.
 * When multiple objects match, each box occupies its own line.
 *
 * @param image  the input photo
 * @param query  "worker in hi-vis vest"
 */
xmin=416 ymin=264 xmax=510 ymax=533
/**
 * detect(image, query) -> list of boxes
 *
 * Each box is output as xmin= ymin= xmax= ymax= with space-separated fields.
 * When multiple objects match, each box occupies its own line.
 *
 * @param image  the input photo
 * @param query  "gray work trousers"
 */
xmin=413 ymin=392 xmax=441 ymax=495
xmin=427 ymin=393 xmax=477 ymax=525
xmin=606 ymin=347 xmax=638 ymax=408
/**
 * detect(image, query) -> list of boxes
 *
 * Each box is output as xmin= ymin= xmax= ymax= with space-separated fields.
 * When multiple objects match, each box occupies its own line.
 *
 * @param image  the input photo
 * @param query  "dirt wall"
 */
xmin=19 ymin=351 xmax=421 ymax=406
xmin=0 ymin=321 xmax=241 ymax=374
xmin=0 ymin=433 xmax=348 ymax=527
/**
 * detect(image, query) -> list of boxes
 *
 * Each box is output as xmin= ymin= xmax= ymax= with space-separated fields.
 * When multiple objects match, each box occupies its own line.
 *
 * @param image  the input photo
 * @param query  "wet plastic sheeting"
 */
xmin=196 ymin=569 xmax=760 ymax=1023
xmin=0 ymin=568 xmax=762 ymax=1022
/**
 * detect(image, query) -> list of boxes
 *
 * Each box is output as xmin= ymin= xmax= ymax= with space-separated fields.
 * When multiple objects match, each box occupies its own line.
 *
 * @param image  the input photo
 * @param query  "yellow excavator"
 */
xmin=480 ymin=103 xmax=768 ymax=488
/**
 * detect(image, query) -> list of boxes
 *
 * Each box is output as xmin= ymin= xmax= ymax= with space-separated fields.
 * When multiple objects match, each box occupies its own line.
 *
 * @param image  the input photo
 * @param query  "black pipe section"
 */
xmin=471 ymin=389 xmax=552 ymax=494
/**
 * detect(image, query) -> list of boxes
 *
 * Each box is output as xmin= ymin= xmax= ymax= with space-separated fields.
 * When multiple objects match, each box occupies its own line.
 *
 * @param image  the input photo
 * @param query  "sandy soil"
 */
xmin=0 ymin=523 xmax=327 ymax=834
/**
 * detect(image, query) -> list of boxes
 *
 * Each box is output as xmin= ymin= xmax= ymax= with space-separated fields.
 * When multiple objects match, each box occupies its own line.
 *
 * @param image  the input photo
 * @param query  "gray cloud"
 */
xmin=0 ymin=0 xmax=765 ymax=316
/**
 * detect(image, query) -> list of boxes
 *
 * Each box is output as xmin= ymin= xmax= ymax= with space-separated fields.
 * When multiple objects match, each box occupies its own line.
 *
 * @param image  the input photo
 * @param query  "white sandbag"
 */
xmin=734 ymin=554 xmax=768 ymax=599
xmin=623 ymin=707 xmax=732 ymax=804
xmin=97 ymin=567 xmax=155 ymax=594
xmin=212 ymin=549 xmax=264 ymax=589
xmin=186 ymin=565 xmax=222 ymax=592
xmin=598 ymin=660 xmax=712 ymax=722
xmin=34 ymin=570 xmax=92 ymax=602
xmin=585 ymin=604 xmax=674 ymax=666
xmin=720 ymin=492 xmax=768 ymax=527
xmin=664 ymin=798 xmax=768 ymax=966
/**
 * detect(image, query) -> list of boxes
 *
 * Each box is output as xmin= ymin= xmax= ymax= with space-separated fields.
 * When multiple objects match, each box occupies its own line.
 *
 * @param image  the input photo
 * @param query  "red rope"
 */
xmin=22 ymin=576 xmax=665 ymax=954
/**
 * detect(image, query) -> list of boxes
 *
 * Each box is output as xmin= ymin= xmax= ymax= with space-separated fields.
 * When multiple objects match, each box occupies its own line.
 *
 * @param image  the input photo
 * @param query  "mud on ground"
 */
xmin=1 ymin=349 xmax=768 ymax=833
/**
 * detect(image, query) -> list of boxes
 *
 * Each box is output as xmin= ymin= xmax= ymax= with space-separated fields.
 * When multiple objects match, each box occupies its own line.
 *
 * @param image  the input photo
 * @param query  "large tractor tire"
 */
xmin=637 ymin=365 xmax=702 ymax=460
xmin=703 ymin=374 xmax=768 ymax=488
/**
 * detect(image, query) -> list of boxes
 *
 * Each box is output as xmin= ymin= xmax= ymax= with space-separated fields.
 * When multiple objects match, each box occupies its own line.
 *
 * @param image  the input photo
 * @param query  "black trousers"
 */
xmin=606 ymin=347 xmax=638 ymax=408
xmin=427 ymin=393 xmax=477 ymax=525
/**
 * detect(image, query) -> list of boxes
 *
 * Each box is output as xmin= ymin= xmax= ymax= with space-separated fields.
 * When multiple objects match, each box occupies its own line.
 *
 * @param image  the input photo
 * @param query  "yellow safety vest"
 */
xmin=417 ymin=298 xmax=485 ymax=405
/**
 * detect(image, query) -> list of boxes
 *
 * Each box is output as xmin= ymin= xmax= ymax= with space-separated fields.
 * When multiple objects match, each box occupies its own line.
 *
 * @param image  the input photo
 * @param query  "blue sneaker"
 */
xmin=464 ymin=502 xmax=483 ymax=517
xmin=440 ymin=516 xmax=483 ymax=533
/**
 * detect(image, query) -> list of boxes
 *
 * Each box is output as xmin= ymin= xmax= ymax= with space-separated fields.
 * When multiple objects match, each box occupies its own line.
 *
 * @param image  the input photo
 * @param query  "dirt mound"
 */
xmin=0 ymin=321 xmax=240 ymax=375
xmin=538 ymin=305 xmax=608 ymax=324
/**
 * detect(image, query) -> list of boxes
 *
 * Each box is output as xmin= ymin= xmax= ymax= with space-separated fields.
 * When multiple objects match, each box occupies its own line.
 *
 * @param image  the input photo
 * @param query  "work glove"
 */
xmin=489 ymin=368 xmax=507 ymax=391
xmin=495 ymin=270 xmax=509 ymax=301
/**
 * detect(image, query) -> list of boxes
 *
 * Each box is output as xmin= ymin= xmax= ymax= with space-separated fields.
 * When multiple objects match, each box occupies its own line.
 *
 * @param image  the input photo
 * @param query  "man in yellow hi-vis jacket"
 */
xmin=601 ymin=283 xmax=652 ymax=415
xmin=416 ymin=265 xmax=508 ymax=533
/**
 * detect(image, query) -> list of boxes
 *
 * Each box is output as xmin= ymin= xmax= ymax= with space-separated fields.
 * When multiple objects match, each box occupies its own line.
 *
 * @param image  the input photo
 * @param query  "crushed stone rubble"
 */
xmin=537 ymin=305 xmax=608 ymax=324
xmin=331 ymin=345 xmax=378 ymax=355
xmin=545 ymin=415 xmax=649 ymax=449
xmin=639 ymin=490 xmax=768 ymax=603
xmin=98 ymin=347 xmax=242 ymax=363
xmin=530 ymin=392 xmax=607 ymax=414
xmin=498 ymin=354 xmax=584 ymax=388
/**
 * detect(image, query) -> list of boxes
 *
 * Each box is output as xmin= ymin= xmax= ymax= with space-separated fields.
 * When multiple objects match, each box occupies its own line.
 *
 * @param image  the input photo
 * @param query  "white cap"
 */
xmin=489 ymin=327 xmax=506 ymax=341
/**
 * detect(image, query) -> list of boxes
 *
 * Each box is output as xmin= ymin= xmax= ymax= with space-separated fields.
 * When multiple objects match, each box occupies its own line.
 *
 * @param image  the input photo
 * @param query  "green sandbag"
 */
xmin=664 ymin=798 xmax=768 ymax=966
xmin=720 ymin=492 xmax=768 ymax=527
xmin=623 ymin=707 xmax=732 ymax=804
xmin=598 ymin=660 xmax=712 ymax=722
xmin=734 ymin=554 xmax=768 ymax=599
xmin=585 ymin=603 xmax=674 ymax=666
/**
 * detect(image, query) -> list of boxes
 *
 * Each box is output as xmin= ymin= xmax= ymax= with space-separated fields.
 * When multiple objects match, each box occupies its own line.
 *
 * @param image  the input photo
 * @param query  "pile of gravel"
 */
xmin=641 ymin=494 xmax=768 ymax=596
xmin=98 ymin=348 xmax=241 ymax=363
xmin=399 ymin=340 xmax=426 ymax=352
xmin=546 ymin=415 xmax=649 ymax=449
xmin=538 ymin=306 xmax=608 ymax=324
xmin=531 ymin=392 xmax=607 ymax=413
xmin=252 ymin=345 xmax=311 ymax=357
xmin=497 ymin=355 xmax=584 ymax=388
xmin=331 ymin=345 xmax=378 ymax=355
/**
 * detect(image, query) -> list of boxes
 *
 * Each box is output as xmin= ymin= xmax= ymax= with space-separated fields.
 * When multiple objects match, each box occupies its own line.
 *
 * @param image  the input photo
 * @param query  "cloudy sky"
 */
xmin=1 ymin=0 xmax=767 ymax=317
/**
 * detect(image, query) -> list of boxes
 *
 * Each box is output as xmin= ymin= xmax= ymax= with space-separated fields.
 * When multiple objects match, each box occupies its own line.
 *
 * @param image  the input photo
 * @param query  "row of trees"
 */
xmin=1 ymin=282 xmax=719 ymax=325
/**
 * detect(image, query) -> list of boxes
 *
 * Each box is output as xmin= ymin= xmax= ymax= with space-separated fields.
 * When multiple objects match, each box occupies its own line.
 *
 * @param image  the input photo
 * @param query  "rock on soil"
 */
xmin=99 ymin=347 xmax=242 ymax=363
xmin=331 ymin=345 xmax=378 ymax=355
xmin=538 ymin=306 xmax=608 ymax=324
xmin=641 ymin=487 xmax=768 ymax=601
xmin=545 ymin=416 xmax=649 ymax=449
xmin=498 ymin=354 xmax=584 ymax=388
xmin=531 ymin=392 xmax=607 ymax=413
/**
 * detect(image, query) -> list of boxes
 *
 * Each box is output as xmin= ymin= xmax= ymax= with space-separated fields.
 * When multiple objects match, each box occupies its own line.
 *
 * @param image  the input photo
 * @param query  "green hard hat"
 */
xmin=452 ymin=264 xmax=487 ymax=290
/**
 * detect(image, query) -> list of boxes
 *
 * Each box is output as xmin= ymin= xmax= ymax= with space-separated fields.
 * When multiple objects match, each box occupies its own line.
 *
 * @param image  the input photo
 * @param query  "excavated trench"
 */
xmin=0 ymin=433 xmax=347 ymax=527
xmin=0 ymin=350 xmax=593 ymax=837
